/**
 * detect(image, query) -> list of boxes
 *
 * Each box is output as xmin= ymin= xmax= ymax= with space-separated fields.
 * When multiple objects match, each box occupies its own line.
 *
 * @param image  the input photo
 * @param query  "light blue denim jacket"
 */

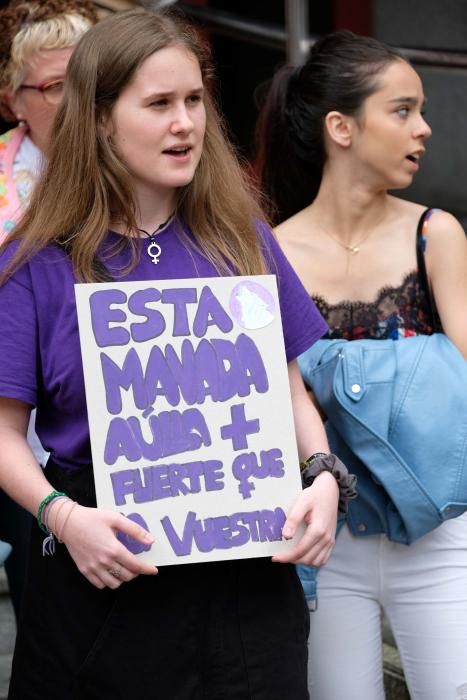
xmin=297 ymin=333 xmax=467 ymax=601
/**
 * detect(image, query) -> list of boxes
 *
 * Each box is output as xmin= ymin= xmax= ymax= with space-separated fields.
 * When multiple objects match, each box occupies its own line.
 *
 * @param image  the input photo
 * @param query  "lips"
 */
xmin=163 ymin=144 xmax=192 ymax=156
xmin=406 ymin=149 xmax=425 ymax=163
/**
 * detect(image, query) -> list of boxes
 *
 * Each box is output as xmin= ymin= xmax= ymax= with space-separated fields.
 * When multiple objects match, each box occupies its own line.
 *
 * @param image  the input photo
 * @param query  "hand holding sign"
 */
xmin=57 ymin=503 xmax=156 ymax=589
xmin=272 ymin=471 xmax=339 ymax=567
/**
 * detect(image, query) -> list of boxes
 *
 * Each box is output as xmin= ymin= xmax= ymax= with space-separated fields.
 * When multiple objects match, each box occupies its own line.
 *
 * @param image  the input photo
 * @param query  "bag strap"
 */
xmin=416 ymin=208 xmax=442 ymax=332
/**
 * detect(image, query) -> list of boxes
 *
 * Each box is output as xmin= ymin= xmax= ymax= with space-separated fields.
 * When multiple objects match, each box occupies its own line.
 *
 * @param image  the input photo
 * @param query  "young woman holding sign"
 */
xmin=0 ymin=9 xmax=355 ymax=698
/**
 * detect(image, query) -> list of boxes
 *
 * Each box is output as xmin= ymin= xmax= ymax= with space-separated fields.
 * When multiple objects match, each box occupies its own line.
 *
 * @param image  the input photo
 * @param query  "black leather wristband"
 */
xmin=300 ymin=453 xmax=357 ymax=514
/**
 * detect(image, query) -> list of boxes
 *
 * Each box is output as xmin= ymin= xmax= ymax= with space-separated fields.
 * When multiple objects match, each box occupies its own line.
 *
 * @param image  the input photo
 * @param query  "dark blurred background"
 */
xmin=4 ymin=0 xmax=466 ymax=223
xmin=172 ymin=0 xmax=467 ymax=225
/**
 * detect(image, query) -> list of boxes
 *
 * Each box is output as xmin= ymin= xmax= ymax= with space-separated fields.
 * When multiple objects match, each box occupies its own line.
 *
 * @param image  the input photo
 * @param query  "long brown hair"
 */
xmin=1 ymin=8 xmax=268 ymax=282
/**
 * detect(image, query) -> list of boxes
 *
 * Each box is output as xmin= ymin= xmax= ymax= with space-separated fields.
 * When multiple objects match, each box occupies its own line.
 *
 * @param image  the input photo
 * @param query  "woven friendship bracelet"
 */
xmin=36 ymin=491 xmax=67 ymax=532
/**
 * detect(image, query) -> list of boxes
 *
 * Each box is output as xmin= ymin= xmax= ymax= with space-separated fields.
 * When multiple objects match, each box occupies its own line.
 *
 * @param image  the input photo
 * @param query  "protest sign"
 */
xmin=75 ymin=275 xmax=303 ymax=565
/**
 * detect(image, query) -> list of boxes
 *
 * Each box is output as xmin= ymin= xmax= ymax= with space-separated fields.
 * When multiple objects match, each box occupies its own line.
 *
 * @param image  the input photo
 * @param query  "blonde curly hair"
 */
xmin=0 ymin=0 xmax=97 ymax=120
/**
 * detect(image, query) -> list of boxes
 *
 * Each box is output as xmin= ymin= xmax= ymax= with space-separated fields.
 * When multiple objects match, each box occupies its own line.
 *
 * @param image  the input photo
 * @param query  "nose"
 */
xmin=170 ymin=103 xmax=194 ymax=134
xmin=415 ymin=113 xmax=432 ymax=140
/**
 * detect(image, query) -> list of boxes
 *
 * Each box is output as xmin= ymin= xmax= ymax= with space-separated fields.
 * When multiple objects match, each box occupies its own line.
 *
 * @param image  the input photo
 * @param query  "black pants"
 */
xmin=9 ymin=461 xmax=309 ymax=699
xmin=0 ymin=489 xmax=31 ymax=620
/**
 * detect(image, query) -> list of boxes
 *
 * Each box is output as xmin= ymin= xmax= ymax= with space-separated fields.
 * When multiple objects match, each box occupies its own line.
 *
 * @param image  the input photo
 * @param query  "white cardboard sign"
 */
xmin=75 ymin=275 xmax=302 ymax=565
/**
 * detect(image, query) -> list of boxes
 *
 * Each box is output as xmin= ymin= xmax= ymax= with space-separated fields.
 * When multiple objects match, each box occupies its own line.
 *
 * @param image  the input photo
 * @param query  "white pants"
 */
xmin=307 ymin=515 xmax=467 ymax=700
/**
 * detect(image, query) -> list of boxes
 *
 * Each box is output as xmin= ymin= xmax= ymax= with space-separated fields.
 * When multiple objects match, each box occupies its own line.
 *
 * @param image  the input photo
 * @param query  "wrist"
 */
xmin=43 ymin=495 xmax=70 ymax=533
xmin=54 ymin=500 xmax=78 ymax=543
xmin=36 ymin=490 xmax=67 ymax=532
xmin=311 ymin=469 xmax=339 ymax=486
xmin=300 ymin=453 xmax=357 ymax=513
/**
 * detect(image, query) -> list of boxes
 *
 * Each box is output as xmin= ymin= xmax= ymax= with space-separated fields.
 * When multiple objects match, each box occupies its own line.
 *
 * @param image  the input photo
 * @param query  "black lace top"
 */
xmin=313 ymin=269 xmax=436 ymax=341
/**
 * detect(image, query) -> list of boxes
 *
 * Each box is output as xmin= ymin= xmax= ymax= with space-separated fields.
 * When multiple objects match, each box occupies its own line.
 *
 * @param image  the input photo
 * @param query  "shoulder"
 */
xmin=423 ymin=209 xmax=466 ymax=246
xmin=273 ymin=209 xmax=317 ymax=266
xmin=390 ymin=197 xmax=465 ymax=247
xmin=422 ymin=209 xmax=467 ymax=280
xmin=0 ymin=126 xmax=26 ymax=161
xmin=0 ymin=126 xmax=22 ymax=146
xmin=273 ymin=208 xmax=308 ymax=241
xmin=388 ymin=196 xmax=426 ymax=227
xmin=0 ymin=238 xmax=21 ymax=266
xmin=0 ymin=241 xmax=68 ymax=285
xmin=251 ymin=219 xmax=279 ymax=260
xmin=254 ymin=218 xmax=276 ymax=243
xmin=423 ymin=209 xmax=467 ymax=296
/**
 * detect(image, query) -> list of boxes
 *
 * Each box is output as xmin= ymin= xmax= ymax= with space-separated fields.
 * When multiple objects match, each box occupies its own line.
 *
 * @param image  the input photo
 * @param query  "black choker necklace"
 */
xmin=139 ymin=212 xmax=175 ymax=265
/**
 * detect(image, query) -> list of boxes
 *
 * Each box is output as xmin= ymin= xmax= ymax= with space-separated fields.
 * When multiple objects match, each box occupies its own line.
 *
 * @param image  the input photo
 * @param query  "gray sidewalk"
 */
xmin=0 ymin=570 xmax=14 ymax=700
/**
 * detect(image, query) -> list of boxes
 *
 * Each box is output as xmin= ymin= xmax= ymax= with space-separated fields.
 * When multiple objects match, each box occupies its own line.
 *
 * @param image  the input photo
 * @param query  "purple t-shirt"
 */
xmin=0 ymin=220 xmax=327 ymax=470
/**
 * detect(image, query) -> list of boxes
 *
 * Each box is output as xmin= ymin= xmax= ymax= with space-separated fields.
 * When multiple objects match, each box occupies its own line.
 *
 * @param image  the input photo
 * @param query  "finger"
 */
xmin=86 ymin=572 xmax=106 ymax=589
xmin=113 ymin=513 xmax=155 ymax=545
xmin=281 ymin=522 xmax=323 ymax=559
xmin=273 ymin=534 xmax=314 ymax=563
xmin=273 ymin=539 xmax=326 ymax=565
xmin=106 ymin=563 xmax=135 ymax=584
xmin=272 ymin=542 xmax=308 ymax=564
xmin=281 ymin=499 xmax=309 ymax=540
xmin=295 ymin=539 xmax=335 ymax=567
xmin=101 ymin=569 xmax=124 ymax=590
xmin=273 ymin=525 xmax=334 ymax=564
xmin=114 ymin=546 xmax=159 ymax=576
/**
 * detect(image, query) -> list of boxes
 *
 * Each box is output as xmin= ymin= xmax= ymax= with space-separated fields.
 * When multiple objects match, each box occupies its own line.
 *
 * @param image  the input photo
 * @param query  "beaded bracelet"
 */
xmin=36 ymin=491 xmax=67 ymax=532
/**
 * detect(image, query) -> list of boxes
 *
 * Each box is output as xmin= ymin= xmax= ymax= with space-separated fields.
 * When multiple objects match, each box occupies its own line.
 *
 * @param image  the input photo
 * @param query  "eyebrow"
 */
xmin=144 ymin=86 xmax=204 ymax=100
xmin=387 ymin=96 xmax=427 ymax=105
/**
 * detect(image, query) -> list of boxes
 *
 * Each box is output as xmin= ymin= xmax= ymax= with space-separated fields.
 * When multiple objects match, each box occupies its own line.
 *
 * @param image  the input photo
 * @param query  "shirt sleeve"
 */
xmin=257 ymin=221 xmax=329 ymax=361
xmin=0 ymin=244 xmax=38 ymax=406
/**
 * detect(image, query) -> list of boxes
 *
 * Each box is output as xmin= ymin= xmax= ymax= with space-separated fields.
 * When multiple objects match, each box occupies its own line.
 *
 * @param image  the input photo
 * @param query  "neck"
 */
xmin=139 ymin=211 xmax=175 ymax=236
xmin=111 ymin=189 xmax=177 ymax=236
xmin=136 ymin=188 xmax=177 ymax=233
xmin=312 ymin=162 xmax=392 ymax=243
xmin=27 ymin=128 xmax=47 ymax=156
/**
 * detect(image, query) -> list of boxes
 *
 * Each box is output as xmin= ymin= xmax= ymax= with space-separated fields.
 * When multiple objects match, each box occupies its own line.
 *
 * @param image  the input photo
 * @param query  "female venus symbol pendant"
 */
xmin=147 ymin=241 xmax=162 ymax=265
xmin=142 ymin=212 xmax=174 ymax=264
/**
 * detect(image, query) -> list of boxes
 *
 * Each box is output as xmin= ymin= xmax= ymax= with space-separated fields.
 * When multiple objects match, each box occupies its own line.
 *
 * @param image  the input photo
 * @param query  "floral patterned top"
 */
xmin=0 ymin=125 xmax=38 ymax=242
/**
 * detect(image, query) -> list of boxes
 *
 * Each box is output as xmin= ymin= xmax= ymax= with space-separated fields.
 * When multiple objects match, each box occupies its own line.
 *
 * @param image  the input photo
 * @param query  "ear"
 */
xmin=324 ymin=111 xmax=353 ymax=148
xmin=98 ymin=107 xmax=113 ymax=139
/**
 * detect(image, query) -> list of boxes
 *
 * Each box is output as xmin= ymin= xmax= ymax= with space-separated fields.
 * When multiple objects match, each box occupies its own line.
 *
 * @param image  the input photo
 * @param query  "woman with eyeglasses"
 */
xmin=0 ymin=0 xmax=97 ymax=242
xmin=0 ymin=0 xmax=97 ymax=622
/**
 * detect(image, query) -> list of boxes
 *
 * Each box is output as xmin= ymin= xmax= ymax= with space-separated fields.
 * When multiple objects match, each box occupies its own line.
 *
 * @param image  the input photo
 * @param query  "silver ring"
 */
xmin=108 ymin=565 xmax=122 ymax=579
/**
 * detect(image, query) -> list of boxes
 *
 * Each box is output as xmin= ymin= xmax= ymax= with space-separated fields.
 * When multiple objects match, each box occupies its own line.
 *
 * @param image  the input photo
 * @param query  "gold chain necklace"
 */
xmin=322 ymin=228 xmax=375 ymax=256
